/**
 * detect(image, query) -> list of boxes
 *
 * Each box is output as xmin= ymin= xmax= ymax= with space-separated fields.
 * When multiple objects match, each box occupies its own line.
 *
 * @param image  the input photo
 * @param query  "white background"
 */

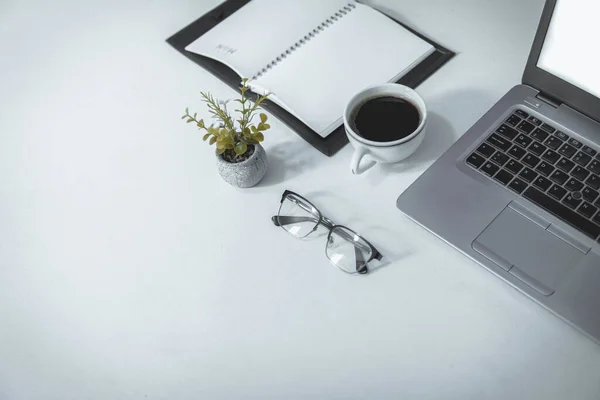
xmin=538 ymin=0 xmax=600 ymax=98
xmin=2 ymin=0 xmax=600 ymax=399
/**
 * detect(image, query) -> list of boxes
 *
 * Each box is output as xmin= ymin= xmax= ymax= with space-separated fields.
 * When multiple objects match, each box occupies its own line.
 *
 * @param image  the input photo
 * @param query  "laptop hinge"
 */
xmin=535 ymin=92 xmax=561 ymax=108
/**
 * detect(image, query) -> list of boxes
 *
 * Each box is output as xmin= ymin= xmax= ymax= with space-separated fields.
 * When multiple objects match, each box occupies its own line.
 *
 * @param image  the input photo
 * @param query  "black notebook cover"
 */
xmin=167 ymin=0 xmax=454 ymax=157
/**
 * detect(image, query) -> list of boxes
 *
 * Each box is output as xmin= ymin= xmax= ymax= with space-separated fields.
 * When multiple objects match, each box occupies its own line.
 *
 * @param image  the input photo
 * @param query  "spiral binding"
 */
xmin=249 ymin=3 xmax=356 ymax=81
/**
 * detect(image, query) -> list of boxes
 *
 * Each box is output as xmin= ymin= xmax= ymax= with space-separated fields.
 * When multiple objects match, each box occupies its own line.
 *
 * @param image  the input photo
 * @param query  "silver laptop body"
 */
xmin=397 ymin=0 xmax=600 ymax=343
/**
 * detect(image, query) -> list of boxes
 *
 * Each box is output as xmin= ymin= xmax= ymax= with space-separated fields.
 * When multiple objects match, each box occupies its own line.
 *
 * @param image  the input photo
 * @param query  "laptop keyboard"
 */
xmin=466 ymin=109 xmax=600 ymax=241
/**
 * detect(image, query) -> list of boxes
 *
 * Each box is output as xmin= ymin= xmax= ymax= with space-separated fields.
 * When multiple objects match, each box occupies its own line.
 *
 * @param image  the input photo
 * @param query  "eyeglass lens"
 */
xmin=326 ymin=226 xmax=372 ymax=274
xmin=277 ymin=193 xmax=320 ymax=238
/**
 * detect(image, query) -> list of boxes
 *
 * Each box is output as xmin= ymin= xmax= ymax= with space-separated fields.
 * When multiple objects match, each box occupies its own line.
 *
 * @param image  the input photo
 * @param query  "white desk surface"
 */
xmin=2 ymin=0 xmax=600 ymax=398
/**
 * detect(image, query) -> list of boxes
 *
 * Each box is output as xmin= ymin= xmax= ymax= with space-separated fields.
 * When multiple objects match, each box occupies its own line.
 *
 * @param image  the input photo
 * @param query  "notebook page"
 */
xmin=252 ymin=3 xmax=435 ymax=137
xmin=185 ymin=0 xmax=351 ymax=79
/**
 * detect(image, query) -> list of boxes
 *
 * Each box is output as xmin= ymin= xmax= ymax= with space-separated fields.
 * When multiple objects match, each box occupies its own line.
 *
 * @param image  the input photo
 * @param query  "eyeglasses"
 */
xmin=271 ymin=190 xmax=383 ymax=274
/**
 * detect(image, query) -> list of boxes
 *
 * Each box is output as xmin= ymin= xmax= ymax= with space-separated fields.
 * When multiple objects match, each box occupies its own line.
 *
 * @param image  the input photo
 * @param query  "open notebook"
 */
xmin=185 ymin=0 xmax=435 ymax=138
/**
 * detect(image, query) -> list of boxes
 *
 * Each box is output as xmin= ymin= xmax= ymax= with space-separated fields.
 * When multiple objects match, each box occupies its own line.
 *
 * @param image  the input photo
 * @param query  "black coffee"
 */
xmin=351 ymin=96 xmax=420 ymax=142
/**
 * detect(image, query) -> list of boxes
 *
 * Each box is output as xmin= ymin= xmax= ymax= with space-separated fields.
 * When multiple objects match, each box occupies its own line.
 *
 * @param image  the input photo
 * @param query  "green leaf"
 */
xmin=197 ymin=119 xmax=205 ymax=128
xmin=187 ymin=118 xmax=194 ymax=123
xmin=234 ymin=142 xmax=247 ymax=155
xmin=202 ymin=133 xmax=211 ymax=141
xmin=254 ymin=132 xmax=264 ymax=142
xmin=260 ymin=113 xmax=267 ymax=123
xmin=262 ymin=123 xmax=270 ymax=130
xmin=209 ymin=137 xmax=217 ymax=145
xmin=217 ymin=146 xmax=227 ymax=155
xmin=242 ymin=128 xmax=252 ymax=138
xmin=251 ymin=126 xmax=258 ymax=133
xmin=246 ymin=138 xmax=259 ymax=145
xmin=181 ymin=115 xmax=187 ymax=120
xmin=185 ymin=107 xmax=189 ymax=114
xmin=257 ymin=123 xmax=265 ymax=130
xmin=219 ymin=128 xmax=228 ymax=136
xmin=218 ymin=135 xmax=234 ymax=147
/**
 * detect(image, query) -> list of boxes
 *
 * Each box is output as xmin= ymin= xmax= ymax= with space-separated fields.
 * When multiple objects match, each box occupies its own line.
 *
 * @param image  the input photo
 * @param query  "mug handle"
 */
xmin=351 ymin=147 xmax=377 ymax=175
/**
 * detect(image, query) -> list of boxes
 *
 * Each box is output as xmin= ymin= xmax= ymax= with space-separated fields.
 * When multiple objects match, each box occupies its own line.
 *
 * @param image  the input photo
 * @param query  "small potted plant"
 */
xmin=182 ymin=78 xmax=270 ymax=188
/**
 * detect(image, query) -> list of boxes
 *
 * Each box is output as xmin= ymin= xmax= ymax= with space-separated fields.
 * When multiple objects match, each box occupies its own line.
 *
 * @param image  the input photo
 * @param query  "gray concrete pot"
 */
xmin=216 ymin=144 xmax=267 ymax=188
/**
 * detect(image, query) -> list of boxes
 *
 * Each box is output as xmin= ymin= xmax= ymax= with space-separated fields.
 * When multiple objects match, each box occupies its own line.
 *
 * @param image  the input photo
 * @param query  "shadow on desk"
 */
xmin=259 ymin=140 xmax=323 ymax=187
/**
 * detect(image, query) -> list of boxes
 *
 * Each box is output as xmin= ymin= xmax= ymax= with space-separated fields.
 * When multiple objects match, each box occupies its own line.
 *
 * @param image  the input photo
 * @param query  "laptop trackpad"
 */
xmin=473 ymin=206 xmax=584 ymax=295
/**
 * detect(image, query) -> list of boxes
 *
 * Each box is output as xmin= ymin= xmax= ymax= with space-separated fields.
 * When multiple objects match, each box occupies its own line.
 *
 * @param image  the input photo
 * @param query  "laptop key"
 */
xmin=533 ymin=176 xmax=552 ymax=191
xmin=505 ymin=159 xmax=524 ymax=174
xmin=540 ymin=123 xmax=556 ymax=133
xmin=531 ymin=128 xmax=549 ymax=142
xmin=528 ymin=141 xmax=546 ymax=156
xmin=505 ymin=115 xmax=521 ymax=127
xmin=586 ymin=174 xmax=600 ymax=190
xmin=558 ymin=143 xmax=577 ymax=158
xmin=571 ymin=166 xmax=590 ymax=182
xmin=476 ymin=143 xmax=496 ymax=157
xmin=467 ymin=153 xmax=486 ymax=169
xmin=494 ymin=169 xmax=513 ymax=186
xmin=563 ymin=193 xmax=583 ymax=210
xmin=578 ymin=202 xmax=598 ymax=219
xmin=568 ymin=138 xmax=583 ymax=149
xmin=556 ymin=157 xmax=575 ymax=173
xmin=583 ymin=186 xmax=599 ymax=203
xmin=508 ymin=145 xmax=527 ymax=160
xmin=527 ymin=116 xmax=543 ymax=126
xmin=544 ymin=136 xmax=562 ymax=150
xmin=519 ymin=168 xmax=538 ymax=183
xmin=523 ymin=187 xmax=600 ymax=239
xmin=594 ymin=213 xmax=600 ymax=226
xmin=565 ymin=178 xmax=584 ymax=192
xmin=535 ymin=161 xmax=554 ymax=176
xmin=542 ymin=149 xmax=560 ymax=164
xmin=517 ymin=120 xmax=536 ymax=134
xmin=573 ymin=152 xmax=592 ymax=167
xmin=589 ymin=160 xmax=600 ymax=174
xmin=487 ymin=134 xmax=512 ymax=151
xmin=555 ymin=131 xmax=569 ymax=141
xmin=549 ymin=184 xmax=568 ymax=201
xmin=480 ymin=161 xmax=500 ymax=177
xmin=491 ymin=151 xmax=509 ymax=166
xmin=508 ymin=177 xmax=528 ymax=194
xmin=550 ymin=169 xmax=569 ymax=185
xmin=515 ymin=134 xmax=533 ymax=148
xmin=496 ymin=124 xmax=519 ymax=140
xmin=515 ymin=109 xmax=529 ymax=119
xmin=582 ymin=145 xmax=597 ymax=157
xmin=522 ymin=154 xmax=540 ymax=169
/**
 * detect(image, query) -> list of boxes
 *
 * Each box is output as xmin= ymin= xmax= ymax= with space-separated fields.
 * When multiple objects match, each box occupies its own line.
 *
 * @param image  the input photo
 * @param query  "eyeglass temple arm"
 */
xmin=373 ymin=250 xmax=383 ymax=261
xmin=271 ymin=215 xmax=334 ymax=229
xmin=355 ymin=246 xmax=368 ymax=274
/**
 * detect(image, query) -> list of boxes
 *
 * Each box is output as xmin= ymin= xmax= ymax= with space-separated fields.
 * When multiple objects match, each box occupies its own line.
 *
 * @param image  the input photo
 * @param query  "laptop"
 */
xmin=397 ymin=0 xmax=600 ymax=343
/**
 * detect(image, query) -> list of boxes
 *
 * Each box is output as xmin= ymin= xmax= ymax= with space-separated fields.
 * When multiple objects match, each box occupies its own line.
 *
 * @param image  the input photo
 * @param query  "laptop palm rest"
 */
xmin=472 ymin=205 xmax=585 ymax=296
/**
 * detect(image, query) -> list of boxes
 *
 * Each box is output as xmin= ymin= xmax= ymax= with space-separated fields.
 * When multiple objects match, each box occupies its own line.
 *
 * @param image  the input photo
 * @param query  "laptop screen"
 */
xmin=537 ymin=0 xmax=600 ymax=99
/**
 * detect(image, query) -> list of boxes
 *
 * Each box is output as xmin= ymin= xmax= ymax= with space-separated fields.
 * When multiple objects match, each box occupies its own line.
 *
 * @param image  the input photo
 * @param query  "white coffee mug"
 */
xmin=343 ymin=83 xmax=427 ymax=174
